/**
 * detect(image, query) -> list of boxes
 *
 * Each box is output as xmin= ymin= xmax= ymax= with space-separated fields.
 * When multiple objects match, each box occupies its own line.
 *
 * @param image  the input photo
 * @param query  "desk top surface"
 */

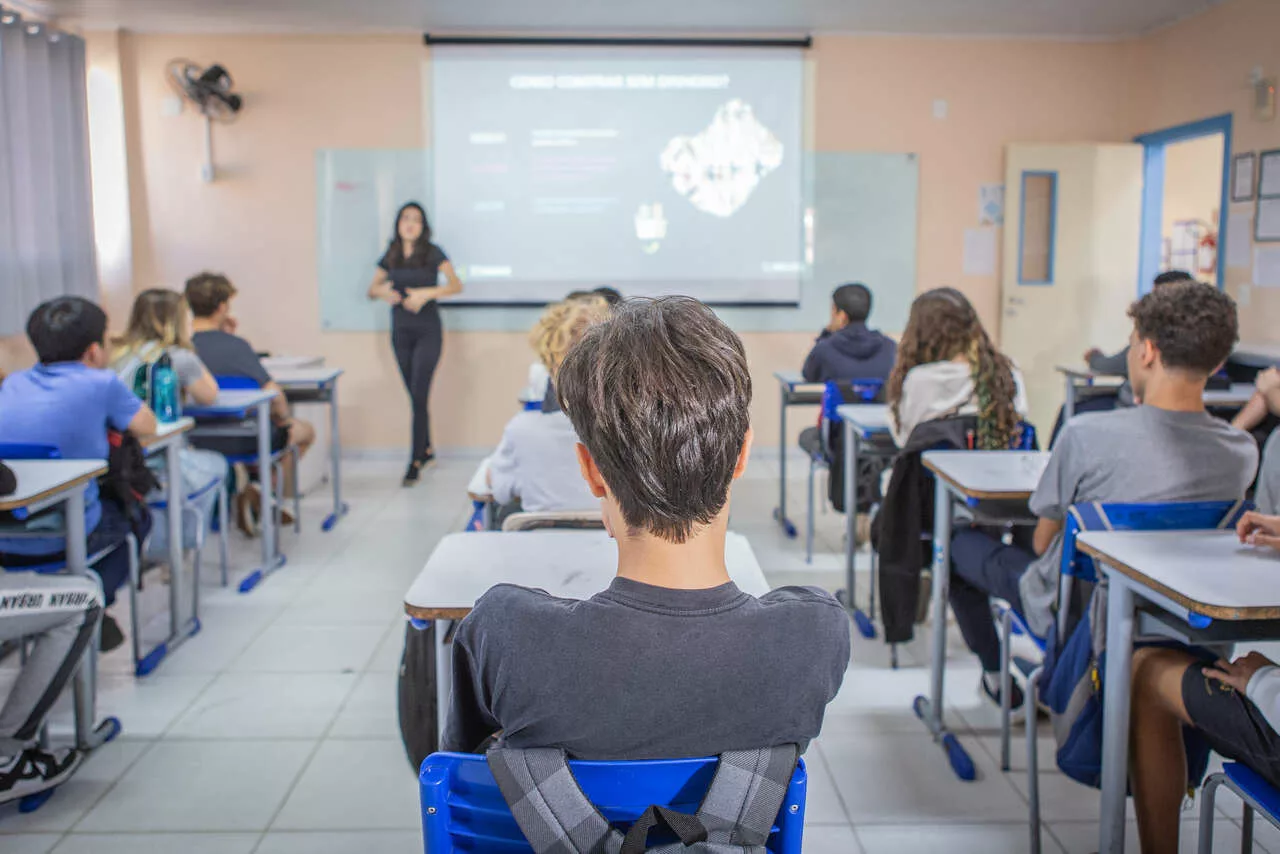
xmin=187 ymin=389 xmax=279 ymax=414
xmin=834 ymin=404 xmax=891 ymax=435
xmin=923 ymin=451 xmax=1049 ymax=500
xmin=270 ymin=367 xmax=345 ymax=386
xmin=404 ymin=531 xmax=769 ymax=619
xmin=0 ymin=459 xmax=108 ymax=511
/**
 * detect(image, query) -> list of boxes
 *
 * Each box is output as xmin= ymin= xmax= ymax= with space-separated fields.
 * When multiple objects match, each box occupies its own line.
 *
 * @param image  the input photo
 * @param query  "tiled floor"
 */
xmin=0 ymin=453 xmax=1271 ymax=852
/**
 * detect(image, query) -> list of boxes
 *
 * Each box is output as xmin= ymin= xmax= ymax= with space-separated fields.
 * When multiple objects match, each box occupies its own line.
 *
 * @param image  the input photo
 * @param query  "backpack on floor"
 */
xmin=487 ymin=744 xmax=798 ymax=854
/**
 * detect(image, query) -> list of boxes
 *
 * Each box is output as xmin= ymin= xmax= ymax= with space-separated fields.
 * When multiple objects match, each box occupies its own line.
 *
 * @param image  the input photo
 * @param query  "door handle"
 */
xmin=1007 ymin=296 xmax=1026 ymax=306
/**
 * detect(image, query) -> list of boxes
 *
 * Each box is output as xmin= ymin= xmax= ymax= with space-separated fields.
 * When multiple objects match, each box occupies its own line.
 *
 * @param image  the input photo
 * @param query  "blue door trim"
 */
xmin=1134 ymin=113 xmax=1233 ymax=293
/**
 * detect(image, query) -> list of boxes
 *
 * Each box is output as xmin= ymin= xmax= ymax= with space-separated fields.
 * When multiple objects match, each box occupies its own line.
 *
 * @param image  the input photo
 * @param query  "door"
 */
xmin=1001 ymin=144 xmax=1144 ymax=436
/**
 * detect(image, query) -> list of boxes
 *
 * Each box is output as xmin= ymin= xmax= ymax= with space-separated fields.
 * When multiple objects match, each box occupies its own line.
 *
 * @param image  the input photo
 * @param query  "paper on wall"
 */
xmin=963 ymin=228 xmax=997 ymax=277
xmin=1256 ymin=247 xmax=1280 ymax=289
xmin=979 ymin=184 xmax=1004 ymax=226
xmin=1258 ymin=197 xmax=1280 ymax=243
xmin=1226 ymin=212 xmax=1254 ymax=269
xmin=1261 ymin=151 xmax=1280 ymax=197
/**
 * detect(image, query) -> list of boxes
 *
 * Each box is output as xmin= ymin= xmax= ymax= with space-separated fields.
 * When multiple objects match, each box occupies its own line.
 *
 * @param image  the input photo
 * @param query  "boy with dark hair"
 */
xmin=1081 ymin=269 xmax=1195 ymax=376
xmin=949 ymin=281 xmax=1256 ymax=715
xmin=443 ymin=297 xmax=850 ymax=759
xmin=801 ymin=282 xmax=896 ymax=384
xmin=0 ymin=297 xmax=158 ymax=651
xmin=184 ymin=273 xmax=315 ymax=532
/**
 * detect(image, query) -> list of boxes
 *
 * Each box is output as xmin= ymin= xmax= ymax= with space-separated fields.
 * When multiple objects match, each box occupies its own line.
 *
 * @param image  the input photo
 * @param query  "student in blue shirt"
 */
xmin=0 ymin=297 xmax=157 ymax=651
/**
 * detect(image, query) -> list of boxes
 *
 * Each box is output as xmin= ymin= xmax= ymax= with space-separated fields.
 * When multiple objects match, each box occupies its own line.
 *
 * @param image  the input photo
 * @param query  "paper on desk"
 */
xmin=963 ymin=228 xmax=997 ymax=276
xmin=1226 ymin=212 xmax=1253 ymax=269
xmin=1256 ymin=247 xmax=1280 ymax=289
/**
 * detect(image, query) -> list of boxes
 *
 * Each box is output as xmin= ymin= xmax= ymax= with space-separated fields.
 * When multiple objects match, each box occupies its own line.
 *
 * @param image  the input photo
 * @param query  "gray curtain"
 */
xmin=0 ymin=14 xmax=97 ymax=336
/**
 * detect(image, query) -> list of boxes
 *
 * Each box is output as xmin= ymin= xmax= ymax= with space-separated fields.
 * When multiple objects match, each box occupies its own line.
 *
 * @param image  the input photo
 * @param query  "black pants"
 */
xmin=392 ymin=311 xmax=443 ymax=460
xmin=949 ymin=528 xmax=1035 ymax=672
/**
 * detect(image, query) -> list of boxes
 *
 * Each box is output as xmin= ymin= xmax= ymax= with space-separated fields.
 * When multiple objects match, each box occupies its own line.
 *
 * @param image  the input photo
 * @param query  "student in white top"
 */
xmin=885 ymin=287 xmax=1029 ymax=449
xmin=487 ymin=296 xmax=611 ymax=518
xmin=1130 ymin=510 xmax=1280 ymax=854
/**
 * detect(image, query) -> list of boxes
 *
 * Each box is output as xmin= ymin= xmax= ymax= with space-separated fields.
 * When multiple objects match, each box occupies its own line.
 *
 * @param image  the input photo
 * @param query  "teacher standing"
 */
xmin=368 ymin=202 xmax=463 ymax=486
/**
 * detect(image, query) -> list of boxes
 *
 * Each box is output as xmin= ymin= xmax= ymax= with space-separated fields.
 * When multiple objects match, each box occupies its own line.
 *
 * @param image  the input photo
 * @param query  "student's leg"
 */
xmin=86 ymin=499 xmax=150 ymax=608
xmin=0 ymin=574 xmax=102 ymax=753
xmin=1130 ymin=647 xmax=1198 ymax=854
xmin=948 ymin=528 xmax=1034 ymax=671
xmin=409 ymin=319 xmax=443 ymax=458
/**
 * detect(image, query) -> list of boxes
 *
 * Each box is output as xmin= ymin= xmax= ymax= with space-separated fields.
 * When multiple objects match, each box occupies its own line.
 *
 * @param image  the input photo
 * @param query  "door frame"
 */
xmin=1134 ymin=113 xmax=1233 ymax=294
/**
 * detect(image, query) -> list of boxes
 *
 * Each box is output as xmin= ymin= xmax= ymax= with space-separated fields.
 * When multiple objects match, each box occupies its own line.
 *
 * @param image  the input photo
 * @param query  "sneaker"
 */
xmin=402 ymin=461 xmax=423 ymax=488
xmin=981 ymin=671 xmax=1027 ymax=725
xmin=99 ymin=613 xmax=125 ymax=653
xmin=0 ymin=747 xmax=83 ymax=805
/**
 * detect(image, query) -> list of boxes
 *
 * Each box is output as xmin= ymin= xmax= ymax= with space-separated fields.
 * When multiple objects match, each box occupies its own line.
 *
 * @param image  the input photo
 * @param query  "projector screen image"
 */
xmin=430 ymin=45 xmax=805 ymax=305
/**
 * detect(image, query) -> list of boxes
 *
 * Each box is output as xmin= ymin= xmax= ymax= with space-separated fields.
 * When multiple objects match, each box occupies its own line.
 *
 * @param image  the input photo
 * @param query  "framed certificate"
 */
xmin=1232 ymin=152 xmax=1257 ymax=202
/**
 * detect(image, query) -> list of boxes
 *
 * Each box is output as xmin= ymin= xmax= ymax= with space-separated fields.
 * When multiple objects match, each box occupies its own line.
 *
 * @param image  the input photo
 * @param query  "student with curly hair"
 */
xmin=951 ymin=281 xmax=1256 ymax=717
xmin=886 ymin=287 xmax=1027 ymax=450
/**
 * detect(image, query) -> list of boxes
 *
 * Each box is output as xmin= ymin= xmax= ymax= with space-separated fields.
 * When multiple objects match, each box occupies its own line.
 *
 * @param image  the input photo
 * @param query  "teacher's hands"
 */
xmin=402 ymin=289 xmax=433 ymax=313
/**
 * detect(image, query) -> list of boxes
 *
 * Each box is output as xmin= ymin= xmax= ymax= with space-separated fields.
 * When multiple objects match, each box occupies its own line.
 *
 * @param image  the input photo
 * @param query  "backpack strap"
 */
xmin=691 ymin=745 xmax=798 ymax=850
xmin=487 ymin=747 xmax=622 ymax=854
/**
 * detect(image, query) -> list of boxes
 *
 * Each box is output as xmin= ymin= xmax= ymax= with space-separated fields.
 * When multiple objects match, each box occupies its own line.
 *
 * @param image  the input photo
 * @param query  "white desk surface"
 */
xmin=269 ymin=367 xmax=344 ymax=386
xmin=142 ymin=417 xmax=194 ymax=449
xmin=1079 ymin=529 xmax=1280 ymax=621
xmin=1233 ymin=343 xmax=1280 ymax=368
xmin=1055 ymin=364 xmax=1124 ymax=384
xmin=835 ymin=403 xmax=892 ymax=436
xmin=0 ymin=459 xmax=108 ymax=511
xmin=1202 ymin=383 xmax=1256 ymax=407
xmin=187 ymin=388 xmax=279 ymax=414
xmin=774 ymin=370 xmax=823 ymax=391
xmin=405 ymin=531 xmax=769 ymax=619
xmin=261 ymin=355 xmax=324 ymax=371
xmin=922 ymin=451 xmax=1049 ymax=500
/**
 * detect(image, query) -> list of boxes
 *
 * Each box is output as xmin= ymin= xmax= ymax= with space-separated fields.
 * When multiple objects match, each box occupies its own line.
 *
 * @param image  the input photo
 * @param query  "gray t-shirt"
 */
xmin=1019 ymin=405 xmax=1258 ymax=637
xmin=192 ymin=330 xmax=271 ymax=387
xmin=443 ymin=578 xmax=850 ymax=760
xmin=113 ymin=344 xmax=208 ymax=393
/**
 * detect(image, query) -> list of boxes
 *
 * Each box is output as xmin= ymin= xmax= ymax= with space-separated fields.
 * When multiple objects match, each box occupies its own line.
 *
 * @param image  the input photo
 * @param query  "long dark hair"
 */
xmin=887 ymin=287 xmax=1020 ymax=450
xmin=382 ymin=202 xmax=434 ymax=269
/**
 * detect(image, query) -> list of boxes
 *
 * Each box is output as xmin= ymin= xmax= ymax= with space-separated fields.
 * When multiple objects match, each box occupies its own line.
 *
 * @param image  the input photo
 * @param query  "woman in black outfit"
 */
xmin=368 ymin=202 xmax=463 ymax=486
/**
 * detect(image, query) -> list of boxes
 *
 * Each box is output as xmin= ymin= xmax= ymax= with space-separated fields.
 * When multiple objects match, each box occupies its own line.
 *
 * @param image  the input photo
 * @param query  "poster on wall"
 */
xmin=1232 ymin=152 xmax=1257 ymax=202
xmin=979 ymin=184 xmax=1004 ymax=225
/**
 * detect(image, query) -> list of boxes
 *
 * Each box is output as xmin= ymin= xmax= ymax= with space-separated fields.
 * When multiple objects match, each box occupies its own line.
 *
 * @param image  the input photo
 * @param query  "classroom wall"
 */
xmin=1161 ymin=134 xmax=1224 ymax=283
xmin=1134 ymin=0 xmax=1280 ymax=343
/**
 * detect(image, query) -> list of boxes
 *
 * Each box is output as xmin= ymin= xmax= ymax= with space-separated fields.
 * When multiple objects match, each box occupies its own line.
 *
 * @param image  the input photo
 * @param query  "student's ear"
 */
xmin=83 ymin=342 xmax=107 ymax=369
xmin=732 ymin=428 xmax=754 ymax=480
xmin=575 ymin=442 xmax=609 ymax=499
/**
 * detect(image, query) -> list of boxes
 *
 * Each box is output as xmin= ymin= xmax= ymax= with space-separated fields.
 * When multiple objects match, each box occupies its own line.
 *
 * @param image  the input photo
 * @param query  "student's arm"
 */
xmin=1033 ymin=518 xmax=1064 ymax=556
xmin=187 ymin=369 xmax=219 ymax=407
xmin=441 ymin=608 xmax=502 ymax=754
xmin=127 ymin=406 xmax=157 ymax=439
xmin=403 ymin=261 xmax=464 ymax=311
xmin=264 ymin=381 xmax=290 ymax=423
xmin=486 ymin=420 xmax=520 ymax=505
xmin=1027 ymin=427 xmax=1079 ymax=556
xmin=1233 ymin=393 xmax=1268 ymax=432
xmin=367 ymin=267 xmax=401 ymax=305
xmin=801 ymin=345 xmax=824 ymax=383
xmin=1086 ymin=347 xmax=1129 ymax=377
xmin=106 ymin=373 xmax=156 ymax=439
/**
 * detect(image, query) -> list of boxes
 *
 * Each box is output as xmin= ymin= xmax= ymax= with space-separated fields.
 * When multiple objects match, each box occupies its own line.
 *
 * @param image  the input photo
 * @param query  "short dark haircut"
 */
xmin=593 ymin=286 xmax=623 ymax=307
xmin=27 ymin=297 xmax=108 ymax=364
xmin=1128 ymin=281 xmax=1238 ymax=375
xmin=557 ymin=297 xmax=752 ymax=544
xmin=185 ymin=272 xmax=237 ymax=318
xmin=1153 ymin=270 xmax=1196 ymax=287
xmin=832 ymin=283 xmax=871 ymax=323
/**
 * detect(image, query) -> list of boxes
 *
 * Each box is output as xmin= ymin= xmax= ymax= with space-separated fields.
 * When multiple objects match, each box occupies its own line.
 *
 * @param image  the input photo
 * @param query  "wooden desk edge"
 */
xmin=0 ymin=466 xmax=107 ymax=511
xmin=405 ymin=603 xmax=472 ymax=621
xmin=923 ymin=459 xmax=1036 ymax=503
xmin=1079 ymin=540 xmax=1280 ymax=621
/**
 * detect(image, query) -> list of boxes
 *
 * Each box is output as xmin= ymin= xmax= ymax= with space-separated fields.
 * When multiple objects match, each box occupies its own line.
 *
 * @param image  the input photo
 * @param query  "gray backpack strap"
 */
xmin=693 ymin=745 xmax=798 ymax=851
xmin=487 ymin=747 xmax=623 ymax=854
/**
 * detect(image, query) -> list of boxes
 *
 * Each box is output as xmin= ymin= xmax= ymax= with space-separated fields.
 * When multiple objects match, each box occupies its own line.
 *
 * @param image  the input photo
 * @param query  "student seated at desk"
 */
xmin=886 ymin=287 xmax=1028 ymax=449
xmin=444 ymin=297 xmax=850 ymax=759
xmin=0 ymin=297 xmax=157 ymax=652
xmin=487 ymin=297 xmax=609 ymax=519
xmin=1082 ymin=269 xmax=1196 ymax=380
xmin=111 ymin=289 xmax=229 ymax=558
xmin=801 ymin=282 xmax=896 ymax=384
xmin=1128 ymin=511 xmax=1280 ymax=854
xmin=184 ymin=272 xmax=315 ymax=533
xmin=523 ymin=288 xmax=622 ymax=406
xmin=951 ymin=282 xmax=1256 ymax=715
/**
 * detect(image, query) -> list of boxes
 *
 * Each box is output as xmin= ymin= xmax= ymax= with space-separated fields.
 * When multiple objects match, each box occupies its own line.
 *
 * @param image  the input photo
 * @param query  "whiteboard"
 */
xmin=315 ymin=149 xmax=918 ymax=334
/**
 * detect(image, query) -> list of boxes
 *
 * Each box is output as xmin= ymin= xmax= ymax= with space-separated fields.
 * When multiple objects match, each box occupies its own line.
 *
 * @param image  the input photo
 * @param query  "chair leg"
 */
xmin=1000 ymin=607 xmax=1013 ymax=772
xmin=1198 ymin=774 xmax=1225 ymax=854
xmin=292 ymin=447 xmax=301 ymax=534
xmin=869 ymin=504 xmax=879 ymax=617
xmin=189 ymin=505 xmax=204 ymax=620
xmin=217 ymin=482 xmax=230 ymax=587
xmin=1243 ymin=802 xmax=1254 ymax=853
xmin=127 ymin=532 xmax=142 ymax=671
xmin=805 ymin=459 xmax=816 ymax=564
xmin=1027 ymin=665 xmax=1043 ymax=854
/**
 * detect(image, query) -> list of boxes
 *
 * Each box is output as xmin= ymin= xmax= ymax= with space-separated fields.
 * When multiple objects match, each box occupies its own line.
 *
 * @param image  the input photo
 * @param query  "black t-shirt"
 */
xmin=378 ymin=243 xmax=448 ymax=325
xmin=443 ymin=577 xmax=851 ymax=760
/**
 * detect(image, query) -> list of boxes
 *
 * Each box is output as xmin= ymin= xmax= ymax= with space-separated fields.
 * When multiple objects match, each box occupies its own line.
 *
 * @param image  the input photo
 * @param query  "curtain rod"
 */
xmin=422 ymin=34 xmax=812 ymax=49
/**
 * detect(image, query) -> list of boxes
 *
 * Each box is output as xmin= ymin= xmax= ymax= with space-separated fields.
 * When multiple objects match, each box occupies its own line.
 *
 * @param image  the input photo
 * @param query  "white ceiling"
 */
xmin=30 ymin=0 xmax=1221 ymax=38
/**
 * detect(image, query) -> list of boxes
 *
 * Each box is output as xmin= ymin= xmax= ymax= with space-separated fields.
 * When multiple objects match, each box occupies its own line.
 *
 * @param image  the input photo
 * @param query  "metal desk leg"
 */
xmin=66 ymin=486 xmax=119 ymax=751
xmin=165 ymin=439 xmax=184 ymax=637
xmin=435 ymin=618 xmax=453 ymax=742
xmin=773 ymin=383 xmax=796 ymax=538
xmin=239 ymin=400 xmax=283 ymax=593
xmin=843 ymin=418 xmax=856 ymax=599
xmin=1099 ymin=575 xmax=1137 ymax=854
xmin=913 ymin=481 xmax=975 ymax=780
xmin=1064 ymin=377 xmax=1077 ymax=421
xmin=322 ymin=380 xmax=349 ymax=532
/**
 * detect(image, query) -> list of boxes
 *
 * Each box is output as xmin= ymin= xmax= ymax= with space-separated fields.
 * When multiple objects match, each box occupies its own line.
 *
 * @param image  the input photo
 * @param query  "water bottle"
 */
xmin=152 ymin=352 xmax=181 ymax=424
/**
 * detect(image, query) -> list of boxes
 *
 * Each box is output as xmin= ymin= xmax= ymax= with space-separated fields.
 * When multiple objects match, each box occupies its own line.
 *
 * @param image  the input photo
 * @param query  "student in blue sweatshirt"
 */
xmin=801 ymin=283 xmax=897 ymax=384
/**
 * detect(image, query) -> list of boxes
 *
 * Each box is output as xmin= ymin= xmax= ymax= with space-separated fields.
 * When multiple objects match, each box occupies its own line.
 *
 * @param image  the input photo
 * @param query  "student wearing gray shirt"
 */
xmin=444 ymin=298 xmax=850 ymax=759
xmin=949 ymin=281 xmax=1257 ymax=716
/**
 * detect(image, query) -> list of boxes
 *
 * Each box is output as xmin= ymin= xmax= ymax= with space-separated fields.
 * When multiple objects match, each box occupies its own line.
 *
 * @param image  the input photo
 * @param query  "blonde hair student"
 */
xmin=112 ymin=288 xmax=218 ymax=407
xmin=530 ymin=295 xmax=611 ymax=378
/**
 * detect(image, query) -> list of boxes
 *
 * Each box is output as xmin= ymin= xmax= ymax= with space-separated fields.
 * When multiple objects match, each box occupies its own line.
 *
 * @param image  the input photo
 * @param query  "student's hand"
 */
xmin=1083 ymin=348 xmax=1102 ymax=364
xmin=1258 ymin=368 xmax=1280 ymax=395
xmin=1205 ymin=652 xmax=1275 ymax=693
xmin=1237 ymin=511 xmax=1280 ymax=550
xmin=380 ymin=287 xmax=403 ymax=306
xmin=220 ymin=315 xmax=238 ymax=335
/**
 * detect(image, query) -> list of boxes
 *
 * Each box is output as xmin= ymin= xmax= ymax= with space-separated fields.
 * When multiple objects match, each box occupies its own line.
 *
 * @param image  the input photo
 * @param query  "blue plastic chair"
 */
xmin=1200 ymin=762 xmax=1280 ymax=853
xmin=1009 ymin=498 xmax=1250 ymax=854
xmin=419 ymin=752 xmax=807 ymax=854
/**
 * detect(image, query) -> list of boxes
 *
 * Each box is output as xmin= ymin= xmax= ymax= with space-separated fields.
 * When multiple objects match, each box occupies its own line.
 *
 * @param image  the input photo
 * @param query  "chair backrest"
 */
xmin=1013 ymin=421 xmax=1038 ymax=451
xmin=501 ymin=510 xmax=606 ymax=532
xmin=820 ymin=379 xmax=884 ymax=424
xmin=0 ymin=443 xmax=62 ymax=460
xmin=419 ymin=752 xmax=807 ymax=854
xmin=214 ymin=375 xmax=262 ymax=391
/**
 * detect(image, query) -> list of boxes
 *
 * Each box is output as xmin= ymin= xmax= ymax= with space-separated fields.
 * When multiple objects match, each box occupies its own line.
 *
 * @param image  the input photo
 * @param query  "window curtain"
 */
xmin=0 ymin=13 xmax=97 ymax=336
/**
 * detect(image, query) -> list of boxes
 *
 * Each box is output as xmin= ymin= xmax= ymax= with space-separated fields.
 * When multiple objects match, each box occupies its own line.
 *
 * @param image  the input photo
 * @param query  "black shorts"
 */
xmin=189 ymin=423 xmax=290 ymax=460
xmin=1183 ymin=662 xmax=1280 ymax=789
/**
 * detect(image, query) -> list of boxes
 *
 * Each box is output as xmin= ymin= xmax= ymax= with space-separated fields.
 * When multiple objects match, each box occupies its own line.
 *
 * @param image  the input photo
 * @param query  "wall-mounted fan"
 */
xmin=166 ymin=59 xmax=243 ymax=183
